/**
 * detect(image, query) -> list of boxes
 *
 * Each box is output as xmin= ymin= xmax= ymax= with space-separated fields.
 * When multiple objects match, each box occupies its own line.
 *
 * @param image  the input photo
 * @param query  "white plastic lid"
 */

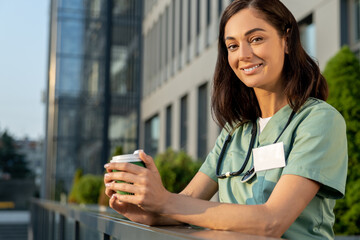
xmin=110 ymin=150 xmax=142 ymax=163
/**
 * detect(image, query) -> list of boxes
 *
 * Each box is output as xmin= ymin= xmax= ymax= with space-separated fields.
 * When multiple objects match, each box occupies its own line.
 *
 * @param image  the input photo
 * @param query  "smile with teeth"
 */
xmin=242 ymin=64 xmax=262 ymax=72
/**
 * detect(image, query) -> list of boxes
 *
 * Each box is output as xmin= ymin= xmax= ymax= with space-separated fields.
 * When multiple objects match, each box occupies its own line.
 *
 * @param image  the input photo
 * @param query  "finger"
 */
xmin=117 ymin=181 xmax=148 ymax=196
xmin=104 ymin=173 xmax=114 ymax=184
xmin=138 ymin=151 xmax=157 ymax=172
xmin=104 ymin=185 xmax=115 ymax=197
xmin=106 ymin=162 xmax=146 ymax=175
xmin=115 ymin=193 xmax=143 ymax=207
xmin=105 ymin=171 xmax=143 ymax=185
xmin=104 ymin=163 xmax=112 ymax=172
xmin=106 ymin=181 xmax=135 ymax=195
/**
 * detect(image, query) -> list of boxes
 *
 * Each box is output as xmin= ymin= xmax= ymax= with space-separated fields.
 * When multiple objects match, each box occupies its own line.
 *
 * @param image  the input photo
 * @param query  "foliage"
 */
xmin=154 ymin=148 xmax=202 ymax=193
xmin=112 ymin=146 xmax=124 ymax=156
xmin=0 ymin=131 xmax=31 ymax=179
xmin=69 ymin=174 xmax=103 ymax=204
xmin=98 ymin=183 xmax=109 ymax=206
xmin=323 ymin=45 xmax=360 ymax=235
xmin=68 ymin=169 xmax=83 ymax=203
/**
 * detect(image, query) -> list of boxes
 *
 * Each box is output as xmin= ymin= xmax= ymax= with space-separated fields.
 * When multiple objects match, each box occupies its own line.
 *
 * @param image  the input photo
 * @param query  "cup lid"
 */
xmin=110 ymin=151 xmax=141 ymax=163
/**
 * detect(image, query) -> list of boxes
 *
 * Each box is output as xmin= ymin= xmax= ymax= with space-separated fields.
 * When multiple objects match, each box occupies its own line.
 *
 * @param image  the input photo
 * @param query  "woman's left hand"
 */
xmin=104 ymin=150 xmax=170 ymax=214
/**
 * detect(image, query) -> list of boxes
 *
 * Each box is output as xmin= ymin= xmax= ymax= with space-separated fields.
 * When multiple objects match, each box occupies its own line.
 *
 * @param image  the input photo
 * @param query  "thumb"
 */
xmin=139 ymin=150 xmax=157 ymax=171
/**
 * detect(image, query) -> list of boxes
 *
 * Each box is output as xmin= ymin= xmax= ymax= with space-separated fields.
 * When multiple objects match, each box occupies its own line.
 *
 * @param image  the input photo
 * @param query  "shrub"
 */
xmin=74 ymin=174 xmax=103 ymax=204
xmin=154 ymin=148 xmax=202 ymax=193
xmin=68 ymin=169 xmax=83 ymax=203
xmin=323 ymin=45 xmax=360 ymax=235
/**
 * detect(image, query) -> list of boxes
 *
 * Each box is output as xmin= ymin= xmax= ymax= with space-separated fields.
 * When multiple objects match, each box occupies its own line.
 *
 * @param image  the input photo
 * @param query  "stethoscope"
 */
xmin=216 ymin=110 xmax=296 ymax=182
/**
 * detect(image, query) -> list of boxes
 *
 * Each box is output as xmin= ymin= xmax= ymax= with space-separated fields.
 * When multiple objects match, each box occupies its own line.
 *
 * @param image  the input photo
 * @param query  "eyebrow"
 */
xmin=225 ymin=28 xmax=266 ymax=41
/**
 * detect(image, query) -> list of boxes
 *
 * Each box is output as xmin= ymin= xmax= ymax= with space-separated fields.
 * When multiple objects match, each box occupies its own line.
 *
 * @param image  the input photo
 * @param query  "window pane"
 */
xmin=355 ymin=0 xmax=360 ymax=41
xmin=196 ymin=0 xmax=201 ymax=35
xmin=187 ymin=0 xmax=191 ymax=44
xmin=166 ymin=105 xmax=172 ymax=148
xmin=299 ymin=15 xmax=316 ymax=58
xmin=180 ymin=95 xmax=188 ymax=151
xmin=56 ymin=57 xmax=82 ymax=97
xmin=197 ymin=84 xmax=208 ymax=160
xmin=145 ymin=115 xmax=159 ymax=157
xmin=58 ymin=20 xmax=84 ymax=55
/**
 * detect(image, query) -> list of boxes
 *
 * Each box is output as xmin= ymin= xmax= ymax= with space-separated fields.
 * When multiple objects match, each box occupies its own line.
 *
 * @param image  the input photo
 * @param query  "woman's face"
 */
xmin=224 ymin=8 xmax=287 ymax=92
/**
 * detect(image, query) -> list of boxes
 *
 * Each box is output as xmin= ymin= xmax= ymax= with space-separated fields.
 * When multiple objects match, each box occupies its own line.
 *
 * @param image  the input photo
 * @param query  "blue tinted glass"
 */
xmin=58 ymin=0 xmax=85 ymax=10
xmin=58 ymin=20 xmax=84 ymax=55
xmin=56 ymin=57 xmax=82 ymax=96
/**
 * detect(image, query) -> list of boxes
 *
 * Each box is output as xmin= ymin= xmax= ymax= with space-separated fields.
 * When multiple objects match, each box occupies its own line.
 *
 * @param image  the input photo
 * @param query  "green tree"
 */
xmin=0 ymin=131 xmax=31 ymax=179
xmin=323 ymin=45 xmax=360 ymax=235
xmin=73 ymin=174 xmax=103 ymax=204
xmin=111 ymin=146 xmax=123 ymax=157
xmin=68 ymin=169 xmax=83 ymax=203
xmin=154 ymin=148 xmax=202 ymax=193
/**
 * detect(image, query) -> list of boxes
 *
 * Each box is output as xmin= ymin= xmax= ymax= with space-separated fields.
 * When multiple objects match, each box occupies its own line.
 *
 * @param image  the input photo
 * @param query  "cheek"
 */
xmin=228 ymin=54 xmax=238 ymax=71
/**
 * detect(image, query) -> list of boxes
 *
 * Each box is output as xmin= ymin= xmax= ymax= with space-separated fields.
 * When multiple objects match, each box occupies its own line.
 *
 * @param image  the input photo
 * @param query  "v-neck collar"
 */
xmin=257 ymin=104 xmax=293 ymax=146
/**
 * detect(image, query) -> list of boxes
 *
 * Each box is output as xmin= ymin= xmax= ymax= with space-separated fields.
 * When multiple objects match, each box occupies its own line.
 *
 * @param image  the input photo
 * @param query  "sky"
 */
xmin=0 ymin=0 xmax=49 ymax=140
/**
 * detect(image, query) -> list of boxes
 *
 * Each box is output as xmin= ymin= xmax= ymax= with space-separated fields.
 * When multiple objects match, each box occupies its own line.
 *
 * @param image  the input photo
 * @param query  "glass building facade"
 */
xmin=44 ymin=0 xmax=142 ymax=200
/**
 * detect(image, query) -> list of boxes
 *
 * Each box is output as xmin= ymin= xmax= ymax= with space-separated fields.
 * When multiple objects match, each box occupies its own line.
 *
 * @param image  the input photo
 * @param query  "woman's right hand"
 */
xmin=108 ymin=194 xmax=160 ymax=225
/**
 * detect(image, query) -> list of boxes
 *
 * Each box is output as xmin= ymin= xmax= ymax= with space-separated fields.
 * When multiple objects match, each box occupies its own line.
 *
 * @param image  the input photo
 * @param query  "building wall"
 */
xmin=140 ymin=0 xmax=228 ymax=159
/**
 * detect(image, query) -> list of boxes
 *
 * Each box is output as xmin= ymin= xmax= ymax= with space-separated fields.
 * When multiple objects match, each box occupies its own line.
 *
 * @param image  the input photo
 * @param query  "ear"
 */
xmin=284 ymin=28 xmax=290 ymax=54
xmin=284 ymin=39 xmax=289 ymax=54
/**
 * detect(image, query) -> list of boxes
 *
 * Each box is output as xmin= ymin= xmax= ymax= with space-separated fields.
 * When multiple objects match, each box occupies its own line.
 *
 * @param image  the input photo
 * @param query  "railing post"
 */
xmin=44 ymin=209 xmax=49 ymax=240
xmin=75 ymin=220 xmax=80 ymax=240
xmin=59 ymin=214 xmax=65 ymax=240
xmin=29 ymin=201 xmax=35 ymax=240
xmin=103 ymin=233 xmax=110 ymax=240
xmin=49 ymin=210 xmax=55 ymax=240
xmin=41 ymin=205 xmax=46 ymax=240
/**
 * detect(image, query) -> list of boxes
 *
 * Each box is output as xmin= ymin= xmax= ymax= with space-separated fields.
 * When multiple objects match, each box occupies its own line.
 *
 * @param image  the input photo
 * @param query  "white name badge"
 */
xmin=253 ymin=142 xmax=286 ymax=172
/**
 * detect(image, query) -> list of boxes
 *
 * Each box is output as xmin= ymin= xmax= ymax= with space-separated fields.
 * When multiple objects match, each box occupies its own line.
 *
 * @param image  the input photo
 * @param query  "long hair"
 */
xmin=212 ymin=0 xmax=328 ymax=130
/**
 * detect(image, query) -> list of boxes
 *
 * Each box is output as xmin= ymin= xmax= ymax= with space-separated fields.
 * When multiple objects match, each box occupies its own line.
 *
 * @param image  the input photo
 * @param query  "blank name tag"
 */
xmin=253 ymin=142 xmax=286 ymax=172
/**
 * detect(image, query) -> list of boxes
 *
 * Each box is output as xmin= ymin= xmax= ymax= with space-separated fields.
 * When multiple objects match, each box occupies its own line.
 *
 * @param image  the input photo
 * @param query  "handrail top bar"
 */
xmin=31 ymin=198 xmax=282 ymax=240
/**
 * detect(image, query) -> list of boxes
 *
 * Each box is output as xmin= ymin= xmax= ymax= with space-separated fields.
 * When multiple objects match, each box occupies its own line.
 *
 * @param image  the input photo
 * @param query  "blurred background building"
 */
xmin=44 ymin=0 xmax=142 ymax=199
xmin=43 ymin=0 xmax=360 ymax=200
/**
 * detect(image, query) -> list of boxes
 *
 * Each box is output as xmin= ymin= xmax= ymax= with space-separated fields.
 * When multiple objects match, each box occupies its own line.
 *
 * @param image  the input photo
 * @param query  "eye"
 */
xmin=227 ymin=44 xmax=238 ymax=51
xmin=250 ymin=37 xmax=263 ymax=43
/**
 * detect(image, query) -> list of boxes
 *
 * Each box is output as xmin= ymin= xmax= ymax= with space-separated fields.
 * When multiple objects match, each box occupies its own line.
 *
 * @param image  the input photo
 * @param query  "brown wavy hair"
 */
xmin=212 ymin=0 xmax=328 ymax=130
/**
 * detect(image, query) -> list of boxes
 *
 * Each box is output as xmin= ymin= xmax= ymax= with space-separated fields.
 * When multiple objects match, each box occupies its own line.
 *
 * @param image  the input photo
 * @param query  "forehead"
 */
xmin=224 ymin=8 xmax=276 ymax=38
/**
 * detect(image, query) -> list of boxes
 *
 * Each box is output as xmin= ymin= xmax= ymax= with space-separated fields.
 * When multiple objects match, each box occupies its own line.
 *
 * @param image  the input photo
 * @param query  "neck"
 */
xmin=254 ymin=88 xmax=288 ymax=118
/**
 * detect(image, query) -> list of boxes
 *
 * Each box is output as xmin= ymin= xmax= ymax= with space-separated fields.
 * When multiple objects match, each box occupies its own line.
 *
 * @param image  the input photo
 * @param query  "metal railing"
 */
xmin=29 ymin=199 xmax=282 ymax=240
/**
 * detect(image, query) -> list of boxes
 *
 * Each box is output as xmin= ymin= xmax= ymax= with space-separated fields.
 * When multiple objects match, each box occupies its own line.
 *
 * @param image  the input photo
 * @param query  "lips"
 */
xmin=241 ymin=63 xmax=263 ymax=72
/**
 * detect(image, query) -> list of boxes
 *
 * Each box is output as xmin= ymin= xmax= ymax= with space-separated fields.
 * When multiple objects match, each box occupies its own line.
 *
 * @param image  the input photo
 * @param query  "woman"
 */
xmin=104 ymin=0 xmax=348 ymax=239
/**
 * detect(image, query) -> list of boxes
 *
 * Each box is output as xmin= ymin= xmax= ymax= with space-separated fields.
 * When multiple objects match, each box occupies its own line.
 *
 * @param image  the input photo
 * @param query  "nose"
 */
xmin=238 ymin=43 xmax=252 ymax=61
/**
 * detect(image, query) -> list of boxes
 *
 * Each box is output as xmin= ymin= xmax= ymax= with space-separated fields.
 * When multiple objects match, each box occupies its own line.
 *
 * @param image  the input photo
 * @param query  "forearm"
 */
xmin=159 ymin=192 xmax=276 ymax=236
xmin=158 ymin=175 xmax=320 ymax=237
xmin=150 ymin=213 xmax=184 ymax=226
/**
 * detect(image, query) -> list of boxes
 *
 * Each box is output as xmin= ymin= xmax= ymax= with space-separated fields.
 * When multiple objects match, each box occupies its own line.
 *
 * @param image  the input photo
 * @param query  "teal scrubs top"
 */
xmin=199 ymin=98 xmax=348 ymax=239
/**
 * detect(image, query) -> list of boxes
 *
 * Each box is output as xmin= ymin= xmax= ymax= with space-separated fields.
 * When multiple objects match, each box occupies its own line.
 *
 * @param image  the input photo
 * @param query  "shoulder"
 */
xmin=297 ymin=98 xmax=346 ymax=127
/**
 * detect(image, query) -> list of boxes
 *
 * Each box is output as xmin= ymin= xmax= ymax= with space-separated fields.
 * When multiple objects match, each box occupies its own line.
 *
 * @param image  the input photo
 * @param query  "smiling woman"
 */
xmin=104 ymin=0 xmax=348 ymax=239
